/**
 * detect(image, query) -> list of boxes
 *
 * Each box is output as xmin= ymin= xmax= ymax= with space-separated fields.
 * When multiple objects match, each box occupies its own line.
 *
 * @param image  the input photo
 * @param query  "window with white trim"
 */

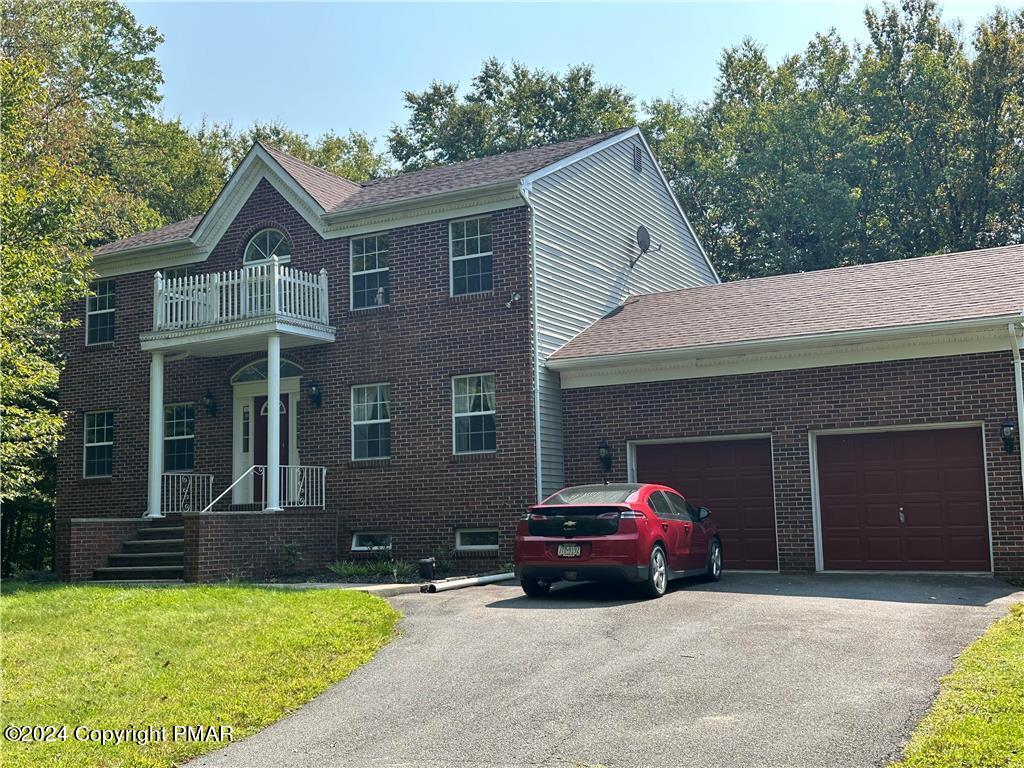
xmin=351 ymin=233 xmax=389 ymax=309
xmin=85 ymin=280 xmax=116 ymax=345
xmin=351 ymin=532 xmax=392 ymax=551
xmin=163 ymin=265 xmax=194 ymax=281
xmin=449 ymin=216 xmax=492 ymax=296
xmin=84 ymin=411 xmax=114 ymax=477
xmin=452 ymin=373 xmax=496 ymax=454
xmin=243 ymin=228 xmax=291 ymax=264
xmin=351 ymin=383 xmax=390 ymax=460
xmin=456 ymin=528 xmax=499 ymax=551
xmin=164 ymin=404 xmax=195 ymax=472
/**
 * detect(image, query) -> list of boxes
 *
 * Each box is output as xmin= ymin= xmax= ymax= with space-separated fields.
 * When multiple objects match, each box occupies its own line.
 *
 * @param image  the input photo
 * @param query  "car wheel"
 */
xmin=520 ymin=576 xmax=552 ymax=598
xmin=640 ymin=544 xmax=669 ymax=598
xmin=706 ymin=538 xmax=723 ymax=582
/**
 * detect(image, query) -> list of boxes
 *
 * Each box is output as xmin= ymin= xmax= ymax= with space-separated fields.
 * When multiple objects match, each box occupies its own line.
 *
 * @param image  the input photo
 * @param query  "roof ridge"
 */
xmin=257 ymin=140 xmax=363 ymax=192
xmin=626 ymin=244 xmax=1024 ymax=303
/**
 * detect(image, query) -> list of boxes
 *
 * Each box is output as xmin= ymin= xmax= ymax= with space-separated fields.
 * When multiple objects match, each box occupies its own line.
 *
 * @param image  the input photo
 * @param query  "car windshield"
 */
xmin=543 ymin=484 xmax=641 ymax=505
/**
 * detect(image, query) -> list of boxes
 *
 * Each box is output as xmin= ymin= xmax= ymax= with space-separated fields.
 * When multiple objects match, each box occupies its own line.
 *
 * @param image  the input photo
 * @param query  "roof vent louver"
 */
xmin=632 ymin=144 xmax=643 ymax=173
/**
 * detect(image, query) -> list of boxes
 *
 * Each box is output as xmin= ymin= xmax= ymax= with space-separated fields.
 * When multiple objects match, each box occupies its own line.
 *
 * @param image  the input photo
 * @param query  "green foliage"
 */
xmin=198 ymin=120 xmax=390 ymax=183
xmin=282 ymin=542 xmax=304 ymax=574
xmin=389 ymin=58 xmax=636 ymax=169
xmin=327 ymin=558 xmax=419 ymax=583
xmin=643 ymin=1 xmax=1024 ymax=280
xmin=0 ymin=584 xmax=400 ymax=767
xmin=891 ymin=603 xmax=1024 ymax=768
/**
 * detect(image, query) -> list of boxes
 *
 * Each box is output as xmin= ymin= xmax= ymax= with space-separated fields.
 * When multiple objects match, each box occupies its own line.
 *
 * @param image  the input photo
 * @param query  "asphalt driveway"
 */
xmin=191 ymin=573 xmax=1021 ymax=768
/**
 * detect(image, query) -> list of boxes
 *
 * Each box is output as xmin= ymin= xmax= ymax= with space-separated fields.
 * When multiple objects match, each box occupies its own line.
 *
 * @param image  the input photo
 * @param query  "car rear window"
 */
xmin=543 ymin=484 xmax=641 ymax=505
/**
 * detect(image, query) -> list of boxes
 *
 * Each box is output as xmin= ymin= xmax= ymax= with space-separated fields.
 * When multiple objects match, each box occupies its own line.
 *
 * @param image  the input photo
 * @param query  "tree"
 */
xmin=644 ymin=1 xmax=1023 ymax=280
xmin=198 ymin=121 xmax=390 ymax=183
xmin=389 ymin=58 xmax=637 ymax=169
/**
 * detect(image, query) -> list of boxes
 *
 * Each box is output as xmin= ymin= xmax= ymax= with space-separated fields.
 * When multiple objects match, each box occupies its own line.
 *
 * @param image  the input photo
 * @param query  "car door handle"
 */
xmin=661 ymin=522 xmax=670 ymax=531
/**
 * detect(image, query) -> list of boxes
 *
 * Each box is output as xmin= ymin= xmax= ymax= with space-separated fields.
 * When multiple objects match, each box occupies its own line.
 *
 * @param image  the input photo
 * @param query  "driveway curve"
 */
xmin=190 ymin=573 xmax=1021 ymax=768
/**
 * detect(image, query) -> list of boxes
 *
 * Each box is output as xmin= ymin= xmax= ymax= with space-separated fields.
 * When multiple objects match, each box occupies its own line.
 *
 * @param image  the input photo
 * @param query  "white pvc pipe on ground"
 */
xmin=422 ymin=572 xmax=515 ymax=593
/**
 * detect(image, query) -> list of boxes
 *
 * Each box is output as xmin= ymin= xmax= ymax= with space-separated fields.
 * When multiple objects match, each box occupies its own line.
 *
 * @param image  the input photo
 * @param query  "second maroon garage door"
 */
xmin=634 ymin=439 xmax=777 ymax=570
xmin=817 ymin=428 xmax=990 ymax=571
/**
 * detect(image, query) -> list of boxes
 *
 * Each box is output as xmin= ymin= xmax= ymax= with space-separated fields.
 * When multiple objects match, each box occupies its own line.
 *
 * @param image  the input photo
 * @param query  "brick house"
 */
xmin=57 ymin=127 xmax=719 ymax=581
xmin=56 ymin=126 xmax=1024 ymax=583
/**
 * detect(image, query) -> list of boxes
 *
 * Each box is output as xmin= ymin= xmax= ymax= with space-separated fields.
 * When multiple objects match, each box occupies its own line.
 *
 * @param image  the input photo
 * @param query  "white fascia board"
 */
xmin=548 ymin=315 xmax=1024 ymax=376
xmin=519 ymin=127 xmax=641 ymax=194
xmin=634 ymin=130 xmax=721 ymax=285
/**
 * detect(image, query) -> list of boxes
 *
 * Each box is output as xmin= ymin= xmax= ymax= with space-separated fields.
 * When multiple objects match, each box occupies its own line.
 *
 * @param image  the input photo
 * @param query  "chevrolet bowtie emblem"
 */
xmin=563 ymin=520 xmax=577 ymax=529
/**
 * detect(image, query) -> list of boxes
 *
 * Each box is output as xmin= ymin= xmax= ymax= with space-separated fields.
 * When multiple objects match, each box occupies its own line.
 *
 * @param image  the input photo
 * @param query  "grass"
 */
xmin=892 ymin=603 xmax=1024 ymax=768
xmin=0 ymin=582 xmax=400 ymax=768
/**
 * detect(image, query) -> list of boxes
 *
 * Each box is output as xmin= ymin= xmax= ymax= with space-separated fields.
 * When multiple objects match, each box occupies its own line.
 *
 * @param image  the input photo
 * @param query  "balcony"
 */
xmin=140 ymin=259 xmax=335 ymax=356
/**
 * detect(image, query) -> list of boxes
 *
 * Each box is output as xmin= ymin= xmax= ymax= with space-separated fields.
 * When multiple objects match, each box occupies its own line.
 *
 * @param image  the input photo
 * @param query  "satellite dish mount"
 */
xmin=631 ymin=225 xmax=661 ymax=269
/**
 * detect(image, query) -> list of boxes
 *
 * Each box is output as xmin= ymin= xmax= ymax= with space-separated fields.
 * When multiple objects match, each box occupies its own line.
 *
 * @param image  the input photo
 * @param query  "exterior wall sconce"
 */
xmin=308 ymin=381 xmax=322 ymax=409
xmin=201 ymin=391 xmax=217 ymax=417
xmin=598 ymin=440 xmax=612 ymax=474
xmin=1001 ymin=418 xmax=1017 ymax=454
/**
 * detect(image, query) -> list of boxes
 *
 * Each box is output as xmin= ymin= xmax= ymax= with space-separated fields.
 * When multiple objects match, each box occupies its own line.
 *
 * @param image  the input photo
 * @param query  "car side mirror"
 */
xmin=698 ymin=507 xmax=711 ymax=520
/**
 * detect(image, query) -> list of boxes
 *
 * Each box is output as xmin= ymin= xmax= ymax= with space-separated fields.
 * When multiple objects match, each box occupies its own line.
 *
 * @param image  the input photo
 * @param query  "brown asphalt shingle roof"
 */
xmin=550 ymin=244 xmax=1024 ymax=362
xmin=94 ymin=129 xmax=631 ymax=256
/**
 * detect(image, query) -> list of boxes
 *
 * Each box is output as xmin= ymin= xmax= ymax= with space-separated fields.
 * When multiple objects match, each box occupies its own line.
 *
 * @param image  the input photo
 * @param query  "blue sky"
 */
xmin=128 ymin=1 xmax=1019 ymax=147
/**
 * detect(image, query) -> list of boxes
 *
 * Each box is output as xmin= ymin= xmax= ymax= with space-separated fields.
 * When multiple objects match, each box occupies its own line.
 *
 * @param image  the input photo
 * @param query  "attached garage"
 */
xmin=633 ymin=438 xmax=777 ymax=570
xmin=814 ymin=427 xmax=990 ymax=572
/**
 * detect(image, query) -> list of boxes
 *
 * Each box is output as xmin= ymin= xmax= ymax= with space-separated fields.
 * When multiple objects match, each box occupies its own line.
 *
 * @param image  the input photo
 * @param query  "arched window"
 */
xmin=230 ymin=359 xmax=304 ymax=384
xmin=243 ymin=228 xmax=291 ymax=264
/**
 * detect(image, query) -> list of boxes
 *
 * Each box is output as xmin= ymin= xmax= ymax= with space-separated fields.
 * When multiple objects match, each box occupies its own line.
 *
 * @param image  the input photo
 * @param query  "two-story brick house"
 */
xmin=57 ymin=127 xmax=719 ymax=581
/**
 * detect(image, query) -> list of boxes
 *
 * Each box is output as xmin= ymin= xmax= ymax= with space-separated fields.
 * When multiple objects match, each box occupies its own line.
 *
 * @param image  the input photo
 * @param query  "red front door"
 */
xmin=253 ymin=394 xmax=289 ymax=504
xmin=817 ymin=428 xmax=989 ymax=571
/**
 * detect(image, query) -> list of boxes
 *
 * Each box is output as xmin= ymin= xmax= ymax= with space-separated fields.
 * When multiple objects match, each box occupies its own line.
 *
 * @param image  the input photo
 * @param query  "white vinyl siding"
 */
xmin=527 ymin=134 xmax=717 ymax=496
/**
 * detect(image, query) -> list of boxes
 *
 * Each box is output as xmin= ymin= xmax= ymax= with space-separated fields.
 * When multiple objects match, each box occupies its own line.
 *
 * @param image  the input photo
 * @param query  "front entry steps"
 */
xmin=93 ymin=516 xmax=185 ymax=582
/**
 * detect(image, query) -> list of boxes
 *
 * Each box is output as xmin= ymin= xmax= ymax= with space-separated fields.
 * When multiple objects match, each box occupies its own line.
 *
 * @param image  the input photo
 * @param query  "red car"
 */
xmin=514 ymin=483 xmax=721 ymax=598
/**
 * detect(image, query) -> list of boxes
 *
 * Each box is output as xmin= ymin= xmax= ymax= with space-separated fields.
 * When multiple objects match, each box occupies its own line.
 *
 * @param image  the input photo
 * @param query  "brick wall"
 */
xmin=57 ymin=180 xmax=536 ymax=580
xmin=561 ymin=352 xmax=1024 ymax=579
xmin=57 ymin=518 xmax=149 ymax=581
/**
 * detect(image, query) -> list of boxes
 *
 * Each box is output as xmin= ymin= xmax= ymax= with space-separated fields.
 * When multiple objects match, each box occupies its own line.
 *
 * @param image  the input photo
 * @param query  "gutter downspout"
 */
xmin=520 ymin=180 xmax=544 ymax=503
xmin=1009 ymin=322 xmax=1024 ymax=498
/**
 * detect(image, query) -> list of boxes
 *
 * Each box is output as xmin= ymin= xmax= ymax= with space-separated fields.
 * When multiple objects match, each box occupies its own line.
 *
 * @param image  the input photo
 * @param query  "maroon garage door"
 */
xmin=635 ymin=439 xmax=777 ymax=570
xmin=817 ymin=428 xmax=990 ymax=571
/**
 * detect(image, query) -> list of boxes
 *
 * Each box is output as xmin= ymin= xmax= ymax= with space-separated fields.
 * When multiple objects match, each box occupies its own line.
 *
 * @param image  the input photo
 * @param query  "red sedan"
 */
xmin=513 ymin=483 xmax=722 ymax=598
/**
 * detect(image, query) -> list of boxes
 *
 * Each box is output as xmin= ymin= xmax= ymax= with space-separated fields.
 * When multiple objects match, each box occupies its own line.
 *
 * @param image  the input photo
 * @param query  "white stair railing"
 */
xmin=161 ymin=473 xmax=214 ymax=513
xmin=153 ymin=260 xmax=329 ymax=332
xmin=198 ymin=465 xmax=326 ymax=514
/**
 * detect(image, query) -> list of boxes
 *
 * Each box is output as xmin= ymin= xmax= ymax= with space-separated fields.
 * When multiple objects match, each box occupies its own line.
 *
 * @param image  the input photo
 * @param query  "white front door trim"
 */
xmin=231 ymin=376 xmax=301 ymax=504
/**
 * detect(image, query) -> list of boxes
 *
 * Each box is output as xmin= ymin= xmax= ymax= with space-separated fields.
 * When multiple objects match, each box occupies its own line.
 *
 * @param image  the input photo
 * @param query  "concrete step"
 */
xmin=148 ymin=515 xmax=184 ymax=528
xmin=123 ymin=538 xmax=184 ymax=553
xmin=93 ymin=565 xmax=184 ymax=581
xmin=108 ymin=552 xmax=183 ymax=567
xmin=137 ymin=526 xmax=184 ymax=540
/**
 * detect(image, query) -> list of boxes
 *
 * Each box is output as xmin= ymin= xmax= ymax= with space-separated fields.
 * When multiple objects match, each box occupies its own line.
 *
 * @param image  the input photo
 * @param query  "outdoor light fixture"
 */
xmin=598 ymin=440 xmax=612 ymax=474
xmin=201 ymin=391 xmax=217 ymax=417
xmin=1001 ymin=418 xmax=1017 ymax=454
xmin=308 ymin=381 xmax=322 ymax=408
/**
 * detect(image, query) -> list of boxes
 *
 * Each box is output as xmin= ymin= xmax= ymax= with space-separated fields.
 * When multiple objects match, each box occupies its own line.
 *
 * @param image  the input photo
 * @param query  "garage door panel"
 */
xmin=818 ymin=428 xmax=988 ymax=571
xmin=635 ymin=439 xmax=776 ymax=570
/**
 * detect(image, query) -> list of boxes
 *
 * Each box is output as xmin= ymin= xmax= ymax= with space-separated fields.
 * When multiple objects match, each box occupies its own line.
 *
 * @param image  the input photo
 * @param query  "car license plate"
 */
xmin=557 ymin=543 xmax=582 ymax=558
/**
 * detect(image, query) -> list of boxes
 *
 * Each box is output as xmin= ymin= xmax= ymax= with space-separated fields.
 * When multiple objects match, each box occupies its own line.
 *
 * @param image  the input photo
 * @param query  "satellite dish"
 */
xmin=636 ymin=225 xmax=651 ymax=254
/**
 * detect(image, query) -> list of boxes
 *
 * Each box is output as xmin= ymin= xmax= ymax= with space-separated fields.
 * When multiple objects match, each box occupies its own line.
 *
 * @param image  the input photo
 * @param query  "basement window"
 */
xmin=455 ymin=529 xmax=499 ymax=551
xmin=351 ymin=532 xmax=392 ymax=552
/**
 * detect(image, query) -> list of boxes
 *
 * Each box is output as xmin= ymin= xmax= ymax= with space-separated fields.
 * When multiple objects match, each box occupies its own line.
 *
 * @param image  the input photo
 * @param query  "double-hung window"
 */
xmin=352 ymin=384 xmax=391 ymax=460
xmin=452 ymin=373 xmax=496 ymax=454
xmin=449 ymin=216 xmax=492 ymax=296
xmin=351 ymin=233 xmax=389 ymax=309
xmin=164 ymin=404 xmax=195 ymax=472
xmin=83 ymin=411 xmax=114 ymax=477
xmin=86 ymin=280 xmax=116 ymax=345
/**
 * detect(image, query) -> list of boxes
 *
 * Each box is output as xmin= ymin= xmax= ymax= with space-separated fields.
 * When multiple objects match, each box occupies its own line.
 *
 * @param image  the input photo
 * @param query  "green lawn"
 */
xmin=892 ymin=603 xmax=1024 ymax=768
xmin=0 ymin=583 xmax=400 ymax=768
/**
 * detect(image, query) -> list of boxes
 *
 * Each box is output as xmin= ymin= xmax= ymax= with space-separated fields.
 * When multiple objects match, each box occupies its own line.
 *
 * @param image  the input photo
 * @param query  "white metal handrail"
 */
xmin=161 ymin=472 xmax=214 ymax=513
xmin=198 ymin=464 xmax=326 ymax=514
xmin=153 ymin=258 xmax=329 ymax=332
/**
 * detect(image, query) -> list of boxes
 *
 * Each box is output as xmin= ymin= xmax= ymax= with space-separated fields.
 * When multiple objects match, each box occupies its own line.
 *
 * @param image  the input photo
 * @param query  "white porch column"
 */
xmin=266 ymin=333 xmax=282 ymax=511
xmin=145 ymin=351 xmax=165 ymax=518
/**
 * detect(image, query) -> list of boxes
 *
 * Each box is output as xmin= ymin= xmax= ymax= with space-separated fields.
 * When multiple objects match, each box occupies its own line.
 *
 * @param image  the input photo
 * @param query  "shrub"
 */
xmin=327 ymin=559 xmax=418 ymax=583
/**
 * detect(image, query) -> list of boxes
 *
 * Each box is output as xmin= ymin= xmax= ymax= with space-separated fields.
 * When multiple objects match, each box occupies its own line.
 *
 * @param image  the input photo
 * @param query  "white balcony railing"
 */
xmin=162 ymin=472 xmax=214 ymax=513
xmin=153 ymin=259 xmax=329 ymax=332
